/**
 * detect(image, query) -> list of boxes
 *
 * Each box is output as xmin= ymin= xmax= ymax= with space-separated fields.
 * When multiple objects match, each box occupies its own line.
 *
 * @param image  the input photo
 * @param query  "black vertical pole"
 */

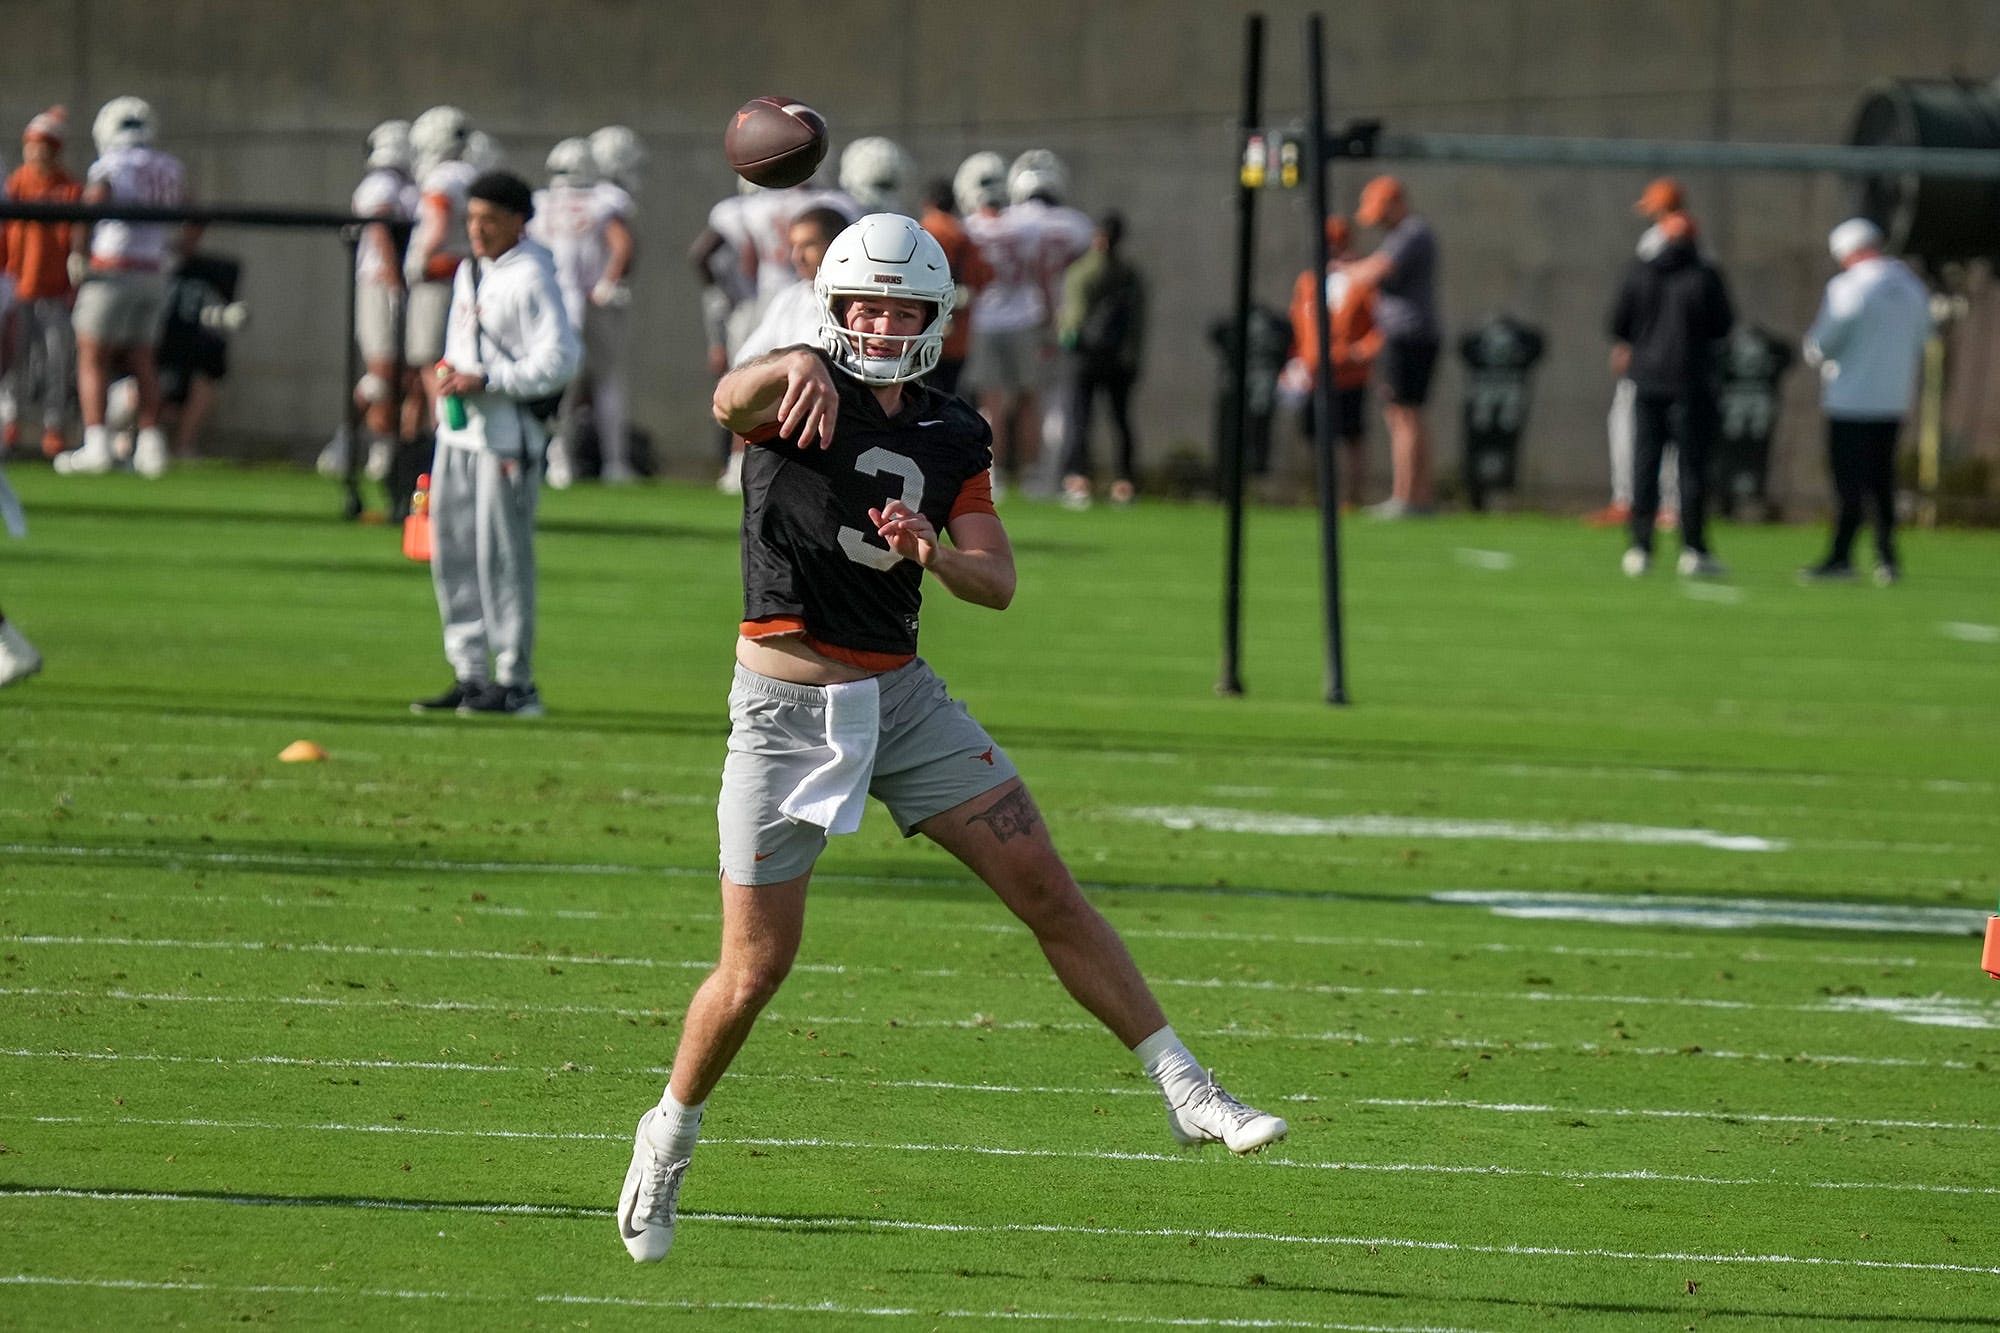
xmin=1219 ymin=11 xmax=1263 ymax=698
xmin=340 ymin=226 xmax=364 ymax=520
xmin=1305 ymin=12 xmax=1350 ymax=704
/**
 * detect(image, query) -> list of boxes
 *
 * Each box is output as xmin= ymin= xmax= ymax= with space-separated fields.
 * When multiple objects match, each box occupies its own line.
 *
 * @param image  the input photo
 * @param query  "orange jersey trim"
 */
xmin=948 ymin=468 xmax=996 ymax=522
xmin=739 ymin=616 xmax=915 ymax=673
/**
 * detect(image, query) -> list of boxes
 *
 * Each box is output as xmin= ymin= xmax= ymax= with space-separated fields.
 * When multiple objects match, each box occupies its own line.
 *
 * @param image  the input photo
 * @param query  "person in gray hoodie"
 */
xmin=413 ymin=170 xmax=580 ymax=718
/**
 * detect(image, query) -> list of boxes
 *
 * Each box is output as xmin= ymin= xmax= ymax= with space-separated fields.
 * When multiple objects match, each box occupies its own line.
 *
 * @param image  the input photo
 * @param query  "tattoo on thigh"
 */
xmin=967 ymin=786 xmax=1041 ymax=843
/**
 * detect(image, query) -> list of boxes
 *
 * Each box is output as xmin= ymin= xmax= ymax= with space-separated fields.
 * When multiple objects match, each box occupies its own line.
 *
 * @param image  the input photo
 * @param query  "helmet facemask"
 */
xmin=814 ymin=213 xmax=955 ymax=387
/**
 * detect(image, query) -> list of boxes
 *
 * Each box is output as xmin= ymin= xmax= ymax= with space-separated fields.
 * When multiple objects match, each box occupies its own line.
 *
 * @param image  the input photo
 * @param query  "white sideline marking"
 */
xmin=1433 ymin=889 xmax=1987 ymax=938
xmin=0 ymin=1048 xmax=513 ymax=1074
xmin=5 ymin=1200 xmax=1997 ymax=1279
xmin=1453 ymin=548 xmax=1515 ymax=571
xmin=1363 ymin=1097 xmax=1994 ymax=1133
xmin=12 ymin=1115 xmax=1996 ymax=1200
xmin=1817 ymin=996 xmax=2000 ymax=1030
xmin=1680 ymin=582 xmax=1745 ymax=604
xmin=0 ymin=1275 xmax=1487 ymax=1333
xmin=7 ymin=985 xmax=1987 ymax=1070
xmin=8 ymin=880 xmax=1944 ymax=970
xmin=18 ymin=932 xmax=1992 ymax=1018
xmin=1939 ymin=621 xmax=2000 ymax=644
xmin=1119 ymin=807 xmax=1787 ymax=853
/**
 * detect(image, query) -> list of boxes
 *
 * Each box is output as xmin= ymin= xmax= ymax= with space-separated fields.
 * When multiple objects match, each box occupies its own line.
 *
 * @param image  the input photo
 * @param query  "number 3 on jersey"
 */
xmin=838 ymin=447 xmax=927 ymax=570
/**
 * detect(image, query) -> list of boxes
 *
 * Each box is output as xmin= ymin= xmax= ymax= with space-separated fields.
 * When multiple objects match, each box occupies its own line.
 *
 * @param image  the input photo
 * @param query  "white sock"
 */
xmin=650 ymin=1086 xmax=704 ymax=1161
xmin=1133 ymin=1025 xmax=1207 ymax=1107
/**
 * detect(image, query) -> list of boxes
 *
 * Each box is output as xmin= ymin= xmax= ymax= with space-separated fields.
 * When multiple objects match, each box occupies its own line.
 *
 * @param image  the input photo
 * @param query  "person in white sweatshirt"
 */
xmin=413 ymin=170 xmax=579 ymax=718
xmin=1799 ymin=219 xmax=1930 ymax=585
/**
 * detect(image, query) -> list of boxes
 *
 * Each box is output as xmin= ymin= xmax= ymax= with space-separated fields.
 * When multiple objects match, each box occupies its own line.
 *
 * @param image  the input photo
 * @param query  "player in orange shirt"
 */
xmin=1285 ymin=215 xmax=1381 ymax=508
xmin=1 ymin=108 xmax=81 ymax=457
xmin=917 ymin=177 xmax=990 ymax=398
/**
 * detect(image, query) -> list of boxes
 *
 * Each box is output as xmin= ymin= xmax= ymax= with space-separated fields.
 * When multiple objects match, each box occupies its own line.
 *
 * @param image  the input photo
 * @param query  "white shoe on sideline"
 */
xmin=1620 ymin=547 xmax=1650 ymax=578
xmin=545 ymin=438 xmax=575 ymax=490
xmin=716 ymin=450 xmax=743 ymax=496
xmin=0 ymin=621 xmax=43 ymax=687
xmin=133 ymin=427 xmax=169 ymax=479
xmin=316 ymin=429 xmax=351 ymax=479
xmin=363 ymin=438 xmax=394 ymax=482
xmin=617 ymin=1107 xmax=690 ymax=1262
xmin=1166 ymin=1078 xmax=1288 ymax=1154
xmin=54 ymin=428 xmax=116 ymax=475
xmin=1677 ymin=549 xmax=1726 ymax=579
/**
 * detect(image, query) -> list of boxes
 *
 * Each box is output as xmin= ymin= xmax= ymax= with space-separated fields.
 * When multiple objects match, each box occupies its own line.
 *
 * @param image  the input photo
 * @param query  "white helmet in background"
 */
xmin=546 ymin=137 xmax=598 ymax=186
xmin=366 ymin=119 xmax=413 ymax=172
xmin=93 ymin=96 xmax=156 ymax=153
xmin=839 ymin=136 xmax=914 ymax=213
xmin=464 ymin=130 xmax=504 ymax=172
xmin=591 ymin=125 xmax=645 ymax=190
xmin=410 ymin=105 xmax=470 ymax=170
xmin=1008 ymin=148 xmax=1069 ymax=205
xmin=953 ymin=151 xmax=1007 ymax=215
xmin=815 ymin=213 xmax=955 ymax=386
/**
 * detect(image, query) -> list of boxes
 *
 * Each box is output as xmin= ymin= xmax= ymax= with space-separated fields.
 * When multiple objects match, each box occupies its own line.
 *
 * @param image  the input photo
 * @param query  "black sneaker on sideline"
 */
xmin=458 ymin=682 xmax=545 ymax=717
xmin=411 ymin=679 xmax=483 ymax=714
xmin=1797 ymin=560 xmax=1856 ymax=584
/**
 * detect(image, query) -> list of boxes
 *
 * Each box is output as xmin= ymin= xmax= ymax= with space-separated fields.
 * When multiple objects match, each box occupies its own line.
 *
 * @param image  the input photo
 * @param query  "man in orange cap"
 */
xmin=1 ymin=108 xmax=81 ymax=457
xmin=1593 ymin=179 xmax=1693 ymax=528
xmin=1347 ymin=175 xmax=1439 ymax=517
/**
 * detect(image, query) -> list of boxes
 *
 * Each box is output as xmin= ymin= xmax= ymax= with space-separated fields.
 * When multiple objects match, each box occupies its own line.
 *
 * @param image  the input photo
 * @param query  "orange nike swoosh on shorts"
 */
xmin=754 ymin=851 xmax=775 ymax=862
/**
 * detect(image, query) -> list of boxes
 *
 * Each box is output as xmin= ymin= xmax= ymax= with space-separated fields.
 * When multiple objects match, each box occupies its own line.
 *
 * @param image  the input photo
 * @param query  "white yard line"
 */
xmin=1452 ymin=548 xmax=1515 ymax=571
xmin=4 ymin=1199 xmax=1995 ymax=1279
xmin=15 ymin=931 xmax=1996 ymax=1018
xmin=5 ymin=986 xmax=1985 ymax=1071
xmin=8 ymin=1114 xmax=1993 ymax=1199
xmin=1938 ymin=622 xmax=2000 ymax=645
xmin=1433 ymin=889 xmax=1987 ymax=938
xmin=1118 ymin=807 xmax=1788 ymax=853
xmin=0 ymin=1275 xmax=1491 ymax=1333
xmin=1362 ymin=1097 xmax=1993 ymax=1133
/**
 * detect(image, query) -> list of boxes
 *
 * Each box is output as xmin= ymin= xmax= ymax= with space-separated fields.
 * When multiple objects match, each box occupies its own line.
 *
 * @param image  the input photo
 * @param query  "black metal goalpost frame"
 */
xmin=0 ymin=198 xmax=411 ymax=520
xmin=1219 ymin=15 xmax=2000 ymax=705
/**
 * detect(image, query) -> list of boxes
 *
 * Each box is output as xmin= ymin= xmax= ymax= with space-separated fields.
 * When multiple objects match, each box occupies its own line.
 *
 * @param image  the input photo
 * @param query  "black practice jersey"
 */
xmin=741 ymin=354 xmax=995 ymax=658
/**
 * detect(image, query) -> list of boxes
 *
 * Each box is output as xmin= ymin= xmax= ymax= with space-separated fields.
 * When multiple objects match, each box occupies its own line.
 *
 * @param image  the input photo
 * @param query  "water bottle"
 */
xmin=437 ymin=364 xmax=467 ymax=431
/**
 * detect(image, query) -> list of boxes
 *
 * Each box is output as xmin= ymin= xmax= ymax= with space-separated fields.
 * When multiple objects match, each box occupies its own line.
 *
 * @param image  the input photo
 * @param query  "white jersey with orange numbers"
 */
xmin=408 ymin=158 xmax=478 ymax=282
xmin=964 ymin=207 xmax=1044 ymax=334
xmin=86 ymin=145 xmax=187 ymax=270
xmin=530 ymin=180 xmax=632 ymax=327
xmin=738 ymin=185 xmax=860 ymax=303
xmin=1008 ymin=197 xmax=1094 ymax=327
xmin=352 ymin=168 xmax=417 ymax=287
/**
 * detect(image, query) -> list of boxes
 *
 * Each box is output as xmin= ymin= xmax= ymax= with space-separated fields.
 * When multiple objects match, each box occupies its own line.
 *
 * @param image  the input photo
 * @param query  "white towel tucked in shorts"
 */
xmin=777 ymin=677 xmax=880 ymax=835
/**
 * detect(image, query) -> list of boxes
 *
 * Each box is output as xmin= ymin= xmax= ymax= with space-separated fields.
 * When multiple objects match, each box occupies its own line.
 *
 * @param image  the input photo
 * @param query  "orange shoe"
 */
xmin=40 ymin=428 xmax=66 ymax=458
xmin=1585 ymin=503 xmax=1629 ymax=528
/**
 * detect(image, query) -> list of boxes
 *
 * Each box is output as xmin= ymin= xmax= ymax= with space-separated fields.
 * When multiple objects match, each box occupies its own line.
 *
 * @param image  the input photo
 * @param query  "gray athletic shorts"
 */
xmin=357 ymin=283 xmax=404 ymax=364
xmin=718 ymin=658 xmax=1019 ymax=885
xmin=963 ymin=326 xmax=1049 ymax=396
xmin=72 ymin=270 xmax=169 ymax=346
xmin=405 ymin=280 xmax=452 ymax=366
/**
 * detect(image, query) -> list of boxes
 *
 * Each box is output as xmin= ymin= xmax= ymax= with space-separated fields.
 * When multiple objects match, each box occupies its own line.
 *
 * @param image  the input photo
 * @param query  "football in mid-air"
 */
xmin=725 ymin=95 xmax=828 ymax=188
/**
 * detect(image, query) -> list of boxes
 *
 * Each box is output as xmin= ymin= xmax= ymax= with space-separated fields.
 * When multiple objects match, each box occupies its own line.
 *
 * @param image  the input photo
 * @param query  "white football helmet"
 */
xmin=953 ymin=151 xmax=1007 ymax=215
xmin=464 ymin=130 xmax=504 ymax=172
xmin=93 ymin=96 xmax=155 ymax=153
xmin=366 ymin=119 xmax=412 ymax=172
xmin=410 ymin=106 xmax=470 ymax=166
xmin=546 ymin=137 xmax=597 ymax=186
xmin=815 ymin=213 xmax=954 ymax=386
xmin=839 ymin=136 xmax=914 ymax=213
xmin=1008 ymin=149 xmax=1069 ymax=205
xmin=591 ymin=125 xmax=645 ymax=190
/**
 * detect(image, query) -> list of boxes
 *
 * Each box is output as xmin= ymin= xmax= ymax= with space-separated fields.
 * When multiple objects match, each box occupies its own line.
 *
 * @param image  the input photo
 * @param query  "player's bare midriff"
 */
xmin=735 ymin=632 xmax=880 ymax=685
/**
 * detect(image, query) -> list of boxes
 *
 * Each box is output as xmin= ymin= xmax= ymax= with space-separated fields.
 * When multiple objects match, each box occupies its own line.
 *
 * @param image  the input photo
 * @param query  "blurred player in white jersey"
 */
xmin=838 ymin=136 xmax=914 ymax=216
xmin=60 ymin=97 xmax=190 ymax=478
xmin=531 ymin=137 xmax=637 ymax=486
xmin=343 ymin=120 xmax=418 ymax=487
xmin=1006 ymin=150 xmax=1093 ymax=486
xmin=404 ymin=106 xmax=477 ymax=451
xmin=959 ymin=151 xmax=1048 ymax=493
xmin=689 ymin=181 xmax=760 ymax=488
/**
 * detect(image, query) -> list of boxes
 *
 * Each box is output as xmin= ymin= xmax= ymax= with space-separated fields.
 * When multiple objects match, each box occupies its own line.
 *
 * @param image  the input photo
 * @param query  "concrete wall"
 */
xmin=5 ymin=0 xmax=1996 ymax=506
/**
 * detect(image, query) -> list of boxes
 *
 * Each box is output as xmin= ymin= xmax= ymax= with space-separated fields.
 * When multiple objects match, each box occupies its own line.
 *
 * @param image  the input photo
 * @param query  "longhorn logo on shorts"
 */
xmin=975 ymin=747 xmax=995 ymax=766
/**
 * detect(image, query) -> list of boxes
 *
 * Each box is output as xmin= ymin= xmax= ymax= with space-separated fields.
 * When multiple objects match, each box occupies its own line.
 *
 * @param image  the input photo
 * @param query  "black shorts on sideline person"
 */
xmin=1380 ymin=334 xmax=1440 ymax=407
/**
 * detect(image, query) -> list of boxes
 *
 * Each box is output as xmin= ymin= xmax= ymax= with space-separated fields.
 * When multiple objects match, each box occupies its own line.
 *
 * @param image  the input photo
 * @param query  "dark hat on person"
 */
xmin=468 ymin=170 xmax=534 ymax=219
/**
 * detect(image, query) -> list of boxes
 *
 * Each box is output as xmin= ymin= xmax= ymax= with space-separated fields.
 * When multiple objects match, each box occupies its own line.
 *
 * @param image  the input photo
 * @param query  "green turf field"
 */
xmin=2 ymin=464 xmax=1997 ymax=1330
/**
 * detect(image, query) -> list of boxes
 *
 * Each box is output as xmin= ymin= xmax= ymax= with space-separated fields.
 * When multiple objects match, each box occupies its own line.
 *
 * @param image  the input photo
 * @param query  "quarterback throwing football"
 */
xmin=616 ymin=213 xmax=1287 ymax=1264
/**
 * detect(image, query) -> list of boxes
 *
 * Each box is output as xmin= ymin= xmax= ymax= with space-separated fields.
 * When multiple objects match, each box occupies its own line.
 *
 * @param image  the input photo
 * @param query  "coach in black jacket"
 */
xmin=1608 ymin=214 xmax=1734 ymax=577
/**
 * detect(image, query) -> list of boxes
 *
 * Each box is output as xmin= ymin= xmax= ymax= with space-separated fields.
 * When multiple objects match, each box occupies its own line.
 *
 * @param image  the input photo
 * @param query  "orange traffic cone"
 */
xmin=1982 ymin=915 xmax=2000 ymax=980
xmin=402 ymin=472 xmax=433 ymax=562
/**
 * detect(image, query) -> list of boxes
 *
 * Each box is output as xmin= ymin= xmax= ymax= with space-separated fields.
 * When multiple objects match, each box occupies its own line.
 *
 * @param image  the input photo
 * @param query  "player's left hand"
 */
xmin=870 ymin=499 xmax=936 ymax=566
xmin=436 ymin=366 xmax=486 ymax=397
